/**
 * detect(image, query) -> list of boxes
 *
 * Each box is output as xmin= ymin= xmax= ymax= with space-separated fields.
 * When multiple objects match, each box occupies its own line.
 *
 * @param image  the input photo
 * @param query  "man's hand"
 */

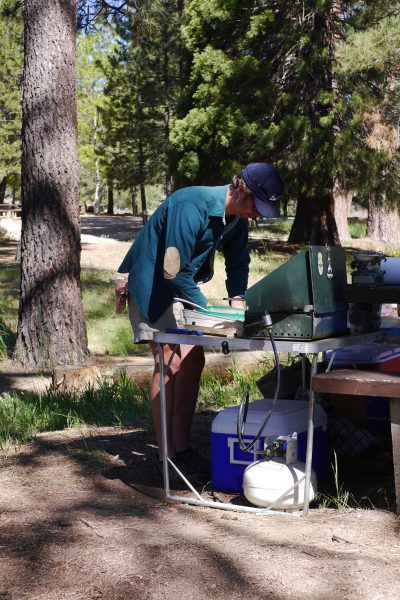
xmin=228 ymin=296 xmax=246 ymax=309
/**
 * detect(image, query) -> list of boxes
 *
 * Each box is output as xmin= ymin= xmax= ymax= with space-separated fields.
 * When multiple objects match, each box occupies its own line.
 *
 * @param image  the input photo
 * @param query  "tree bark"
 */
xmin=131 ymin=185 xmax=137 ymax=216
xmin=107 ymin=181 xmax=114 ymax=215
xmin=333 ymin=177 xmax=352 ymax=242
xmin=93 ymin=157 xmax=102 ymax=215
xmin=15 ymin=0 xmax=88 ymax=367
xmin=367 ymin=197 xmax=400 ymax=245
xmin=0 ymin=176 xmax=7 ymax=203
xmin=288 ymin=188 xmax=340 ymax=245
xmin=288 ymin=8 xmax=340 ymax=247
xmin=93 ymin=106 xmax=101 ymax=215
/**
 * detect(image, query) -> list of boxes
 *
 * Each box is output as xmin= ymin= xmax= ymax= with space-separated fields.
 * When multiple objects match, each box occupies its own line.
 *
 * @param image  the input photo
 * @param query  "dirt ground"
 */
xmin=1 ymin=422 xmax=400 ymax=600
xmin=1 ymin=217 xmax=400 ymax=600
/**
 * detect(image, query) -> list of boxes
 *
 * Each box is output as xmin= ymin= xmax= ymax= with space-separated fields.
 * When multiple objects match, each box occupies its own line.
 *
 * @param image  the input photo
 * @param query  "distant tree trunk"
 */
xmin=136 ymin=62 xmax=147 ymax=225
xmin=0 ymin=176 xmax=6 ymax=203
xmin=93 ymin=157 xmax=102 ymax=215
xmin=288 ymin=9 xmax=339 ymax=247
xmin=281 ymin=196 xmax=288 ymax=218
xmin=367 ymin=197 xmax=400 ymax=245
xmin=164 ymin=107 xmax=171 ymax=198
xmin=131 ymin=185 xmax=138 ymax=216
xmin=333 ymin=177 xmax=352 ymax=242
xmin=14 ymin=0 xmax=88 ymax=367
xmin=162 ymin=23 xmax=171 ymax=198
xmin=93 ymin=107 xmax=101 ymax=215
xmin=288 ymin=189 xmax=340 ymax=245
xmin=140 ymin=179 xmax=147 ymax=224
xmin=106 ymin=181 xmax=114 ymax=215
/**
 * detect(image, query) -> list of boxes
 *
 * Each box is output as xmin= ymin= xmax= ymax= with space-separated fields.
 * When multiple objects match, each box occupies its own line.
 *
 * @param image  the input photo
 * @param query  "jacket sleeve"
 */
xmin=221 ymin=218 xmax=250 ymax=297
xmin=163 ymin=202 xmax=209 ymax=307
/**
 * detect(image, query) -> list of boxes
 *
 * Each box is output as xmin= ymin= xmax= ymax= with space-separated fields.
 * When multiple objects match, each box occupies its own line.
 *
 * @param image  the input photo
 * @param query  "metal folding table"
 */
xmin=154 ymin=326 xmax=400 ymax=516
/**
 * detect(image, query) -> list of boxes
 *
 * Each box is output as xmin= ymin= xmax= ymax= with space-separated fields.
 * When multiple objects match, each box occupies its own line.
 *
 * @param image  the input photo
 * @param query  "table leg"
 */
xmin=157 ymin=342 xmax=171 ymax=496
xmin=303 ymin=353 xmax=318 ymax=516
xmin=390 ymin=398 xmax=400 ymax=515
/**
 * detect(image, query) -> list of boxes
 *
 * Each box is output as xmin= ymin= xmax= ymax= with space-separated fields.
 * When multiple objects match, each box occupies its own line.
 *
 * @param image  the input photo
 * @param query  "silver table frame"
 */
xmin=154 ymin=328 xmax=398 ymax=516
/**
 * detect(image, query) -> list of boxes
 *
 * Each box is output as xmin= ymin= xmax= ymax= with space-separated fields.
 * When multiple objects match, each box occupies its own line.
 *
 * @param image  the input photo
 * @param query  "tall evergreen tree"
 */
xmin=14 ymin=0 xmax=88 ymax=366
xmin=99 ymin=0 xmax=186 ymax=220
xmin=336 ymin=2 xmax=400 ymax=244
xmin=172 ymin=1 xmax=399 ymax=244
xmin=0 ymin=0 xmax=23 ymax=202
xmin=77 ymin=29 xmax=114 ymax=213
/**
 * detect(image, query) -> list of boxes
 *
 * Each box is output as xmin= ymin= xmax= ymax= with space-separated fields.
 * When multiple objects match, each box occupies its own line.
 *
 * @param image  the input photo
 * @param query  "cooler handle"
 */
xmin=227 ymin=437 xmax=262 ymax=465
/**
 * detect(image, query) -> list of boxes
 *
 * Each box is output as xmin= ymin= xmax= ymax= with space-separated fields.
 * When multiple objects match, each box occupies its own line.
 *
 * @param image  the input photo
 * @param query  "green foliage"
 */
xmin=0 ymin=265 xmax=140 ymax=357
xmin=0 ymin=320 xmax=16 ymax=359
xmin=197 ymin=357 xmax=274 ymax=411
xmin=348 ymin=219 xmax=367 ymax=239
xmin=77 ymin=29 xmax=117 ymax=209
xmin=317 ymin=451 xmax=356 ymax=511
xmin=0 ymin=375 xmax=152 ymax=446
xmin=337 ymin=15 xmax=400 ymax=73
xmin=0 ymin=359 xmax=276 ymax=446
xmin=99 ymin=0 xmax=187 ymax=204
xmin=171 ymin=0 xmax=400 ymax=239
xmin=335 ymin=5 xmax=400 ymax=210
xmin=0 ymin=1 xmax=23 ymax=193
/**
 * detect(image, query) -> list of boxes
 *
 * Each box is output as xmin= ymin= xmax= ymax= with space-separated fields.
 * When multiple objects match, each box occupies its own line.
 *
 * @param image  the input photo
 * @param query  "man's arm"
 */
xmin=222 ymin=218 xmax=250 ymax=306
xmin=163 ymin=202 xmax=209 ymax=307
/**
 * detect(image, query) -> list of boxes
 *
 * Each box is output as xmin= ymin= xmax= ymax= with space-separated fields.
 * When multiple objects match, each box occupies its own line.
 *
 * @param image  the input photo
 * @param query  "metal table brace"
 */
xmin=154 ymin=327 xmax=397 ymax=516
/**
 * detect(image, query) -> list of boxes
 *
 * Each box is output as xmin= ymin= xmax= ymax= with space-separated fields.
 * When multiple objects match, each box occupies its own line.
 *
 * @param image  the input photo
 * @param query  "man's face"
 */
xmin=236 ymin=192 xmax=259 ymax=219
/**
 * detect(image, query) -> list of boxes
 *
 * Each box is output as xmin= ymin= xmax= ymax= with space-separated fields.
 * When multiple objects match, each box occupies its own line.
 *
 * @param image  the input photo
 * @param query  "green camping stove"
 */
xmin=350 ymin=251 xmax=386 ymax=287
xmin=244 ymin=245 xmax=348 ymax=340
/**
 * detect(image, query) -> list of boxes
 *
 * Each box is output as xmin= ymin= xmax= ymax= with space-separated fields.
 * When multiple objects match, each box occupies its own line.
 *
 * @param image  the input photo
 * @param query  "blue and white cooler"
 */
xmin=211 ymin=399 xmax=328 ymax=493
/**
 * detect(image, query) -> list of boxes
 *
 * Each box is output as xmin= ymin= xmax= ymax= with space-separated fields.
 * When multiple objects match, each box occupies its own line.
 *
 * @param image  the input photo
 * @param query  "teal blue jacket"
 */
xmin=118 ymin=185 xmax=250 ymax=322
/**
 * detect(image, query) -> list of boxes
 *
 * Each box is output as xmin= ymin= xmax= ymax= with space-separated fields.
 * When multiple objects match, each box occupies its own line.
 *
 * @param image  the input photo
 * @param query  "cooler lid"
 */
xmin=211 ymin=399 xmax=326 ymax=435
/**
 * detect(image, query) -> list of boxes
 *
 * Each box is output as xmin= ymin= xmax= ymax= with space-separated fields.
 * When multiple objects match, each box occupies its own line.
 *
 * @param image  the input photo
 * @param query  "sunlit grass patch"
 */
xmin=249 ymin=218 xmax=293 ymax=239
xmin=86 ymin=314 xmax=139 ymax=356
xmin=348 ymin=218 xmax=367 ymax=239
xmin=0 ymin=375 xmax=152 ymax=447
xmin=198 ymin=354 xmax=275 ymax=411
xmin=0 ymin=265 xmax=19 ymax=357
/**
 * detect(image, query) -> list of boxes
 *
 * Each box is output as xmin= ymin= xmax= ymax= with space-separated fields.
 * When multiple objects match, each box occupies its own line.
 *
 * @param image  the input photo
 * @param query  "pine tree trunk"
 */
xmin=367 ymin=197 xmax=400 ymax=245
xmin=131 ymin=185 xmax=137 ymax=216
xmin=162 ymin=22 xmax=172 ymax=199
xmin=93 ymin=157 xmax=101 ymax=215
xmin=107 ymin=181 xmax=114 ymax=215
xmin=288 ymin=189 xmax=340 ymax=245
xmin=0 ymin=176 xmax=6 ymax=203
xmin=140 ymin=181 xmax=147 ymax=225
xmin=288 ymin=10 xmax=340 ymax=247
xmin=333 ymin=177 xmax=352 ymax=242
xmin=93 ymin=107 xmax=101 ymax=215
xmin=164 ymin=107 xmax=171 ymax=198
xmin=14 ymin=0 xmax=88 ymax=367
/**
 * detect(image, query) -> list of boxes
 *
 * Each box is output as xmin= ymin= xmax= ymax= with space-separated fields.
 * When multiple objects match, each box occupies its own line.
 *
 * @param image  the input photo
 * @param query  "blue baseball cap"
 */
xmin=243 ymin=163 xmax=283 ymax=218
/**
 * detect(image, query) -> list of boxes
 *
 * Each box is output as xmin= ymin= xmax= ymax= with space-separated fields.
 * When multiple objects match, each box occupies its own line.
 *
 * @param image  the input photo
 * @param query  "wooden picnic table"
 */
xmin=0 ymin=203 xmax=21 ymax=218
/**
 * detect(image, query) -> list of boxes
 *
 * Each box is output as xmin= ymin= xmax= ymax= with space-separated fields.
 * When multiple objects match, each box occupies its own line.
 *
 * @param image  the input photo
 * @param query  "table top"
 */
xmin=154 ymin=324 xmax=400 ymax=354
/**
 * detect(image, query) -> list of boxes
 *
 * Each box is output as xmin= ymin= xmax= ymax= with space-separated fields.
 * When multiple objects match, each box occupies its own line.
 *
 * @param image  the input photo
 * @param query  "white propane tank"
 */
xmin=243 ymin=459 xmax=317 ymax=510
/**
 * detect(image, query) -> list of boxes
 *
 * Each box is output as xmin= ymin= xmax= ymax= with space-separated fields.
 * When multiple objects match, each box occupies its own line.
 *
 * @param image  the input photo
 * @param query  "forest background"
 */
xmin=0 ymin=0 xmax=400 ymax=367
xmin=1 ymin=0 xmax=399 ymax=238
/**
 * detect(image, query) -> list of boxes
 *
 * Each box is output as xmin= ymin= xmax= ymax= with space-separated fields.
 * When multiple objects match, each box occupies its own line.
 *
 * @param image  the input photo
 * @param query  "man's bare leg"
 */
xmin=173 ymin=345 xmax=205 ymax=453
xmin=149 ymin=342 xmax=181 ymax=460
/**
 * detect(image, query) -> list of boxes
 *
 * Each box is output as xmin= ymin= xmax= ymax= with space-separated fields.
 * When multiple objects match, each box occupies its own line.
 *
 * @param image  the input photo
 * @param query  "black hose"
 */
xmin=237 ymin=327 xmax=281 ymax=453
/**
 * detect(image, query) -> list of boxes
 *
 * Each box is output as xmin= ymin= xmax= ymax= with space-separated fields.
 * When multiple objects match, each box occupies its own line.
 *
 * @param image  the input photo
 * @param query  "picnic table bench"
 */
xmin=0 ymin=203 xmax=21 ymax=218
xmin=312 ymin=369 xmax=400 ymax=514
